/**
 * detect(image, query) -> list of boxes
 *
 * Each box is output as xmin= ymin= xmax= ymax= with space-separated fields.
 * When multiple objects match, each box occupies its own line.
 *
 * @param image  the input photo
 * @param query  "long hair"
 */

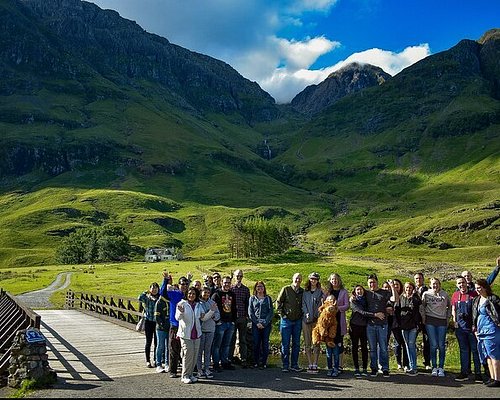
xmin=475 ymin=278 xmax=493 ymax=296
xmin=327 ymin=273 xmax=344 ymax=293
xmin=253 ymin=280 xmax=267 ymax=296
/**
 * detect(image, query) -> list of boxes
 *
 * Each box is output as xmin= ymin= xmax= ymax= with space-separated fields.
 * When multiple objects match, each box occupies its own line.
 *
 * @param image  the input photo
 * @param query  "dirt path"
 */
xmin=16 ymin=272 xmax=72 ymax=309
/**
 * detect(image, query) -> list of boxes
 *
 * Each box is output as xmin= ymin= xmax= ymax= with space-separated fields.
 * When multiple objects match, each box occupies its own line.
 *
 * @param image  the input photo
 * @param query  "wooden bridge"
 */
xmin=2 ymin=290 xmax=149 ymax=382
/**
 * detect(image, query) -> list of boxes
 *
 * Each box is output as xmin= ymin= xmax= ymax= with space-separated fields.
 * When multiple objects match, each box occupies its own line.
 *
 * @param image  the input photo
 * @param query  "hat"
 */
xmin=308 ymin=272 xmax=320 ymax=280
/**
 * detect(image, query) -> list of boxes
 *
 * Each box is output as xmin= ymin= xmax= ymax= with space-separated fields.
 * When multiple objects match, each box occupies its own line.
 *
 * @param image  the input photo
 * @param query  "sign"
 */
xmin=25 ymin=327 xmax=46 ymax=343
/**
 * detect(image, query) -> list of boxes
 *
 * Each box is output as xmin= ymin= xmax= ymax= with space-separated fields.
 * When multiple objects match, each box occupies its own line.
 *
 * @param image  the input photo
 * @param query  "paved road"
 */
xmin=16 ymin=272 xmax=72 ymax=309
xmin=21 ymin=365 xmax=500 ymax=398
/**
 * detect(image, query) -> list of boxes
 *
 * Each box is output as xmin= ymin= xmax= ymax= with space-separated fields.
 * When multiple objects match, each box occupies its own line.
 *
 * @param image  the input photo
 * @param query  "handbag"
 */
xmin=136 ymin=315 xmax=145 ymax=332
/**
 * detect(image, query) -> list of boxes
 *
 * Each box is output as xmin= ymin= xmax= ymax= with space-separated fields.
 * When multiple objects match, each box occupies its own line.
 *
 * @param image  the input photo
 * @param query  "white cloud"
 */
xmin=88 ymin=1 xmax=430 ymax=104
xmin=261 ymin=44 xmax=431 ymax=104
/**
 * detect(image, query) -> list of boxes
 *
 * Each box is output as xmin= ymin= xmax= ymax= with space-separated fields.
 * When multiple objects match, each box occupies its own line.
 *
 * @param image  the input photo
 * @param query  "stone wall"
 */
xmin=7 ymin=328 xmax=57 ymax=388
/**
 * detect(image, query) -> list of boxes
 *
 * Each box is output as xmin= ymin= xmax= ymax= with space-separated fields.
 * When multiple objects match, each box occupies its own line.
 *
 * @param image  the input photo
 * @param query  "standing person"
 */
xmin=154 ymin=291 xmax=170 ymax=373
xmin=197 ymin=286 xmax=219 ymax=379
xmin=349 ymin=285 xmax=369 ymax=377
xmin=421 ymin=277 xmax=451 ymax=377
xmin=138 ymin=282 xmax=159 ymax=368
xmin=302 ymin=272 xmax=324 ymax=373
xmin=395 ymin=281 xmax=422 ymax=376
xmin=462 ymin=257 xmax=500 ymax=292
xmin=229 ymin=269 xmax=251 ymax=367
xmin=388 ymin=279 xmax=408 ymax=371
xmin=472 ymin=278 xmax=500 ymax=387
xmin=211 ymin=272 xmax=222 ymax=295
xmin=326 ymin=273 xmax=349 ymax=374
xmin=414 ymin=272 xmax=431 ymax=370
xmin=276 ymin=272 xmax=304 ymax=372
xmin=175 ymin=286 xmax=203 ymax=384
xmin=211 ymin=275 xmax=237 ymax=372
xmin=452 ymin=275 xmax=482 ymax=382
xmin=248 ymin=280 xmax=274 ymax=369
xmin=160 ymin=272 xmax=190 ymax=378
xmin=365 ymin=274 xmax=397 ymax=377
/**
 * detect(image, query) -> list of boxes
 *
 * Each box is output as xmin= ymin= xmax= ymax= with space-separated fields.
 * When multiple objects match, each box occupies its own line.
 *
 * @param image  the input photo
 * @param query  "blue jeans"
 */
xmin=252 ymin=323 xmax=272 ymax=366
xmin=402 ymin=328 xmax=417 ymax=372
xmin=155 ymin=329 xmax=169 ymax=367
xmin=366 ymin=323 xmax=389 ymax=372
xmin=455 ymin=327 xmax=481 ymax=374
xmin=280 ymin=318 xmax=302 ymax=369
xmin=326 ymin=342 xmax=342 ymax=370
xmin=426 ymin=324 xmax=447 ymax=369
xmin=212 ymin=322 xmax=235 ymax=366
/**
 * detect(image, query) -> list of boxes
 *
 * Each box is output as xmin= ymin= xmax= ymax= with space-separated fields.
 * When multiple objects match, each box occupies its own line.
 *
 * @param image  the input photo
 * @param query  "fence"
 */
xmin=0 ymin=289 xmax=41 ymax=375
xmin=65 ymin=290 xmax=144 ymax=330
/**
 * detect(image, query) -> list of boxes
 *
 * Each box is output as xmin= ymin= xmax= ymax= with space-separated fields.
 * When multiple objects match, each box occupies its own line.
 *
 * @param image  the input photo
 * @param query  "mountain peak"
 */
xmin=291 ymin=62 xmax=391 ymax=116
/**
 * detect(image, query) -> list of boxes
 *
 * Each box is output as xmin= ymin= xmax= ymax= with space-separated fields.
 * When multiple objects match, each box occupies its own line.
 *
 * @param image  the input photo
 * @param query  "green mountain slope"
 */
xmin=0 ymin=0 xmax=498 ymax=268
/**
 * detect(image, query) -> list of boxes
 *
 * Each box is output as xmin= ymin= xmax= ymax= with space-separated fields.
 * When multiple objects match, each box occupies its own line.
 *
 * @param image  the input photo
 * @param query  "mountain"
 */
xmin=0 ymin=0 xmax=498 ymax=268
xmin=290 ymin=62 xmax=391 ymax=116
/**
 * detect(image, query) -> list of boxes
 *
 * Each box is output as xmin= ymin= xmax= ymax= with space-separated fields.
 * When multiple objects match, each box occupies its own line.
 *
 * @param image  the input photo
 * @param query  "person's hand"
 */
xmin=374 ymin=312 xmax=385 ymax=320
xmin=210 ymin=303 xmax=218 ymax=311
xmin=177 ymin=303 xmax=184 ymax=313
xmin=187 ymin=271 xmax=193 ymax=280
xmin=162 ymin=271 xmax=169 ymax=278
xmin=496 ymin=256 xmax=500 ymax=267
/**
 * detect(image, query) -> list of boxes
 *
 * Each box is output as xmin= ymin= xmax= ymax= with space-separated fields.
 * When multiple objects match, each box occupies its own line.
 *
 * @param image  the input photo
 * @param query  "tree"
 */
xmin=229 ymin=216 xmax=292 ymax=258
xmin=56 ymin=224 xmax=130 ymax=264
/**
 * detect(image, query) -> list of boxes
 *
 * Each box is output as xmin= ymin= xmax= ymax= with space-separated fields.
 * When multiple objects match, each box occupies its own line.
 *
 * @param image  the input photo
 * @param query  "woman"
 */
xmin=175 ymin=286 xmax=206 ymax=384
xmin=302 ymin=272 xmax=324 ymax=373
xmin=388 ymin=279 xmax=408 ymax=371
xmin=138 ymin=282 xmax=159 ymax=368
xmin=248 ymin=280 xmax=274 ymax=369
xmin=325 ymin=273 xmax=349 ymax=375
xmin=197 ymin=286 xmax=220 ymax=379
xmin=472 ymin=278 xmax=500 ymax=387
xmin=349 ymin=284 xmax=369 ymax=377
xmin=421 ymin=277 xmax=451 ymax=377
xmin=395 ymin=281 xmax=422 ymax=376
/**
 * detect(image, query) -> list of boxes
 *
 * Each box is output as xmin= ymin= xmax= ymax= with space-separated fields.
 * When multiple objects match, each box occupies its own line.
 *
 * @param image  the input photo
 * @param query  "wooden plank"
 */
xmin=36 ymin=310 xmax=151 ymax=380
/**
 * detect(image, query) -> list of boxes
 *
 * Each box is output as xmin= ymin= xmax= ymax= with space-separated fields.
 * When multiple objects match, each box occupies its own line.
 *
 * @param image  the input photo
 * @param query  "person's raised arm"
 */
xmin=485 ymin=256 xmax=500 ymax=286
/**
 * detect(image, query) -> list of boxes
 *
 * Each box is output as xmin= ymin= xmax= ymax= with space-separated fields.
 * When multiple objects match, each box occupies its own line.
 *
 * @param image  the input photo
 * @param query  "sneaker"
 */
xmin=474 ymin=374 xmax=483 ymax=383
xmin=354 ymin=370 xmax=361 ymax=378
xmin=290 ymin=366 xmax=303 ymax=372
xmin=431 ymin=368 xmax=438 ymax=377
xmin=330 ymin=368 xmax=339 ymax=377
xmin=397 ymin=364 xmax=403 ymax=370
xmin=205 ymin=370 xmax=214 ymax=379
xmin=455 ymin=373 xmax=468 ymax=382
xmin=155 ymin=366 xmax=165 ymax=373
xmin=282 ymin=367 xmax=290 ymax=373
xmin=169 ymin=373 xmax=178 ymax=378
xmin=254 ymin=364 xmax=259 ymax=369
xmin=382 ymin=370 xmax=390 ymax=378
xmin=181 ymin=377 xmax=192 ymax=384
xmin=361 ymin=369 xmax=368 ymax=376
xmin=437 ymin=368 xmax=445 ymax=377
xmin=196 ymin=371 xmax=206 ymax=378
xmin=190 ymin=376 xmax=198 ymax=383
xmin=406 ymin=370 xmax=418 ymax=376
xmin=486 ymin=380 xmax=500 ymax=388
xmin=425 ymin=365 xmax=432 ymax=371
xmin=370 ymin=369 xmax=378 ymax=377
xmin=307 ymin=366 xmax=314 ymax=373
xmin=146 ymin=361 xmax=153 ymax=368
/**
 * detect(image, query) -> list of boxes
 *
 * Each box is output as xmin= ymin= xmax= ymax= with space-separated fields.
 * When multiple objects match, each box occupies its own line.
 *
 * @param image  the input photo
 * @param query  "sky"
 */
xmin=87 ymin=0 xmax=500 ymax=104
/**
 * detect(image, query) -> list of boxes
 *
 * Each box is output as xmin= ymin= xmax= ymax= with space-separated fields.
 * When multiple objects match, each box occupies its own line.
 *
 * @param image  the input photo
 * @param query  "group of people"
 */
xmin=138 ymin=256 xmax=500 ymax=388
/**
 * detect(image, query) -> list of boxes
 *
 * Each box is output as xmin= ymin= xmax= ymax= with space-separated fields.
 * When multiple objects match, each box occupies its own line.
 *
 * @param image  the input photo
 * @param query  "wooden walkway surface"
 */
xmin=36 ymin=310 xmax=148 ymax=381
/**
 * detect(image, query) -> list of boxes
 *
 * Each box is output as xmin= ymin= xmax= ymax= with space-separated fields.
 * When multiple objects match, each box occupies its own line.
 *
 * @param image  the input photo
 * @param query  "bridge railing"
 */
xmin=65 ymin=290 xmax=144 ymax=330
xmin=0 ymin=288 xmax=41 ymax=375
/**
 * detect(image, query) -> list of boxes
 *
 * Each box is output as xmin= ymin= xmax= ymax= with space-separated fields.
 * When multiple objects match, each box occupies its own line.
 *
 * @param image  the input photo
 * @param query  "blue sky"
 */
xmin=87 ymin=0 xmax=499 ymax=103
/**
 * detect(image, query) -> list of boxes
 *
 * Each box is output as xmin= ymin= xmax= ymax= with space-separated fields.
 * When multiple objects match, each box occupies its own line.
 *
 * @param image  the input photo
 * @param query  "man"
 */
xmin=211 ymin=275 xmax=237 ymax=372
xmin=414 ymin=272 xmax=431 ymax=370
xmin=276 ymin=272 xmax=304 ymax=372
xmin=229 ymin=269 xmax=250 ymax=367
xmin=365 ymin=274 xmax=396 ymax=377
xmin=211 ymin=272 xmax=222 ymax=295
xmin=451 ymin=275 xmax=482 ymax=382
xmin=159 ymin=272 xmax=190 ymax=378
xmin=461 ymin=256 xmax=500 ymax=292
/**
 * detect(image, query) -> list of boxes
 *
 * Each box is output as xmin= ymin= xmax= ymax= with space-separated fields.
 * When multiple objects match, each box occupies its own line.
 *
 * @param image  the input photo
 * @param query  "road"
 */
xmin=16 ymin=272 xmax=72 ymax=308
